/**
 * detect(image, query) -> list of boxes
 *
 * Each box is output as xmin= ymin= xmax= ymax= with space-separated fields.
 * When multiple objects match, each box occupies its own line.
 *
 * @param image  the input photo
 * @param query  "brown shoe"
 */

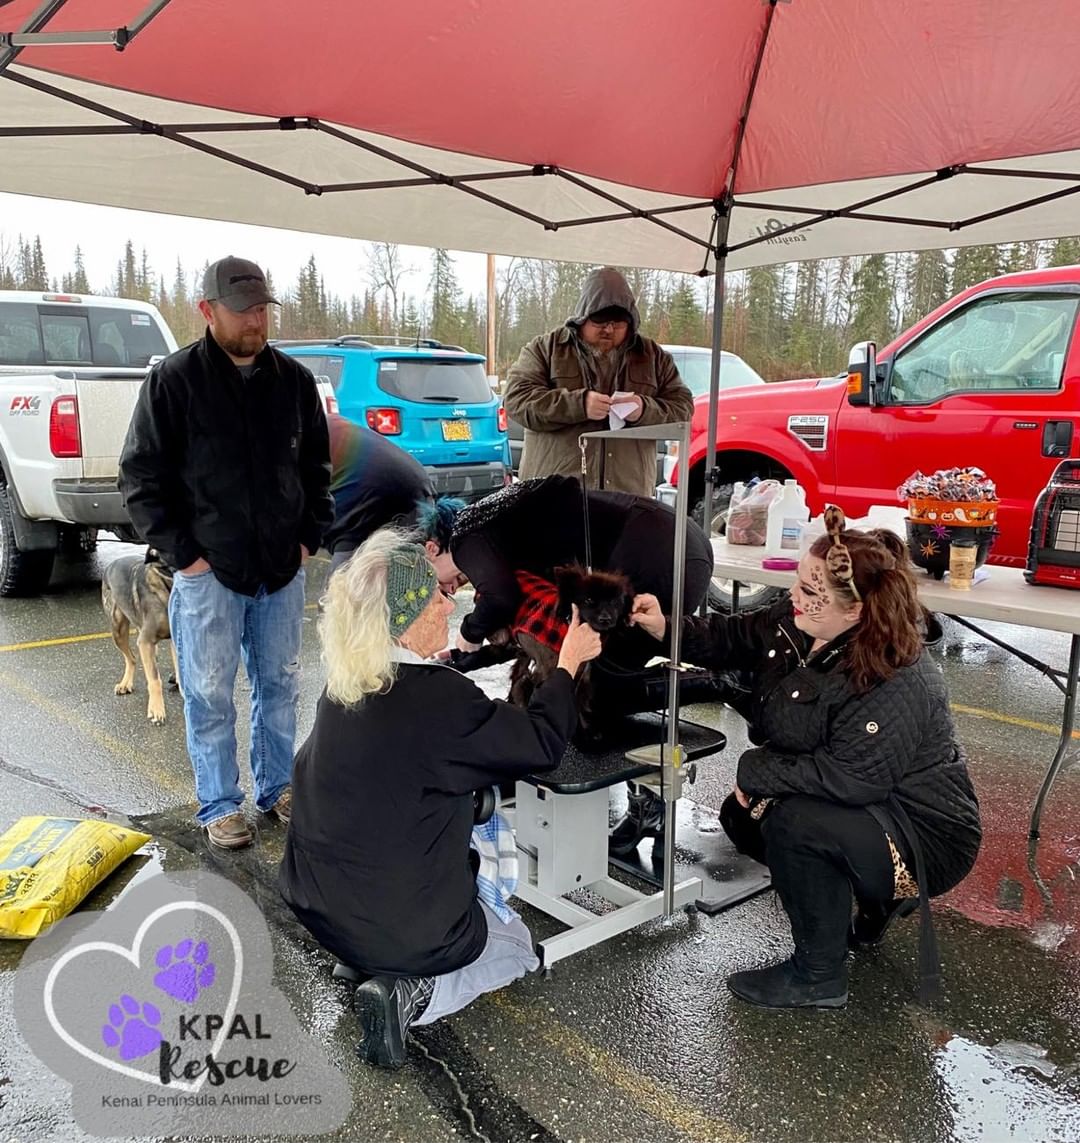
xmin=205 ymin=813 xmax=253 ymax=850
xmin=268 ymin=787 xmax=292 ymax=827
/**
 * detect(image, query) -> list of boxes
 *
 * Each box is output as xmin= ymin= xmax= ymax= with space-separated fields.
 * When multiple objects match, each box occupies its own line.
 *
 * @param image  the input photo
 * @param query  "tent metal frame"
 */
xmin=8 ymin=0 xmax=1080 ymax=566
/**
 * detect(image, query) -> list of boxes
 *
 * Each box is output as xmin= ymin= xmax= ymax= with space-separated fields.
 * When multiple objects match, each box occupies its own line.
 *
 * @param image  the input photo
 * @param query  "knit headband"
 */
xmin=386 ymin=543 xmax=437 ymax=636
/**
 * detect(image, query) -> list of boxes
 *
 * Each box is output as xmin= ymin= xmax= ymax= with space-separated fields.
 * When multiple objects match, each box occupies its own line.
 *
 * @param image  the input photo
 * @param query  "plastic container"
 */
xmin=766 ymin=479 xmax=809 ymax=555
xmin=798 ymin=504 xmax=907 ymax=557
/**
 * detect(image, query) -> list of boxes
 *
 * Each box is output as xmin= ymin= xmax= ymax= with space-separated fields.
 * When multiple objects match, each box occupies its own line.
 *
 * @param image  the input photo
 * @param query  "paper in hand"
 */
xmin=608 ymin=390 xmax=639 ymax=430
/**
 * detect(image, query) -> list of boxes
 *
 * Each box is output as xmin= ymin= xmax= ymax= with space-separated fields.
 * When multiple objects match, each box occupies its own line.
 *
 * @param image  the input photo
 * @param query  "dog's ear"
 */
xmin=144 ymin=548 xmax=160 ymax=566
xmin=554 ymin=564 xmax=585 ymax=620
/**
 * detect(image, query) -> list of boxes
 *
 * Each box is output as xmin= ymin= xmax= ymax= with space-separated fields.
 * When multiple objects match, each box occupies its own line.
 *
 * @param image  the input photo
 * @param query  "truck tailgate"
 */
xmin=73 ymin=370 xmax=146 ymax=479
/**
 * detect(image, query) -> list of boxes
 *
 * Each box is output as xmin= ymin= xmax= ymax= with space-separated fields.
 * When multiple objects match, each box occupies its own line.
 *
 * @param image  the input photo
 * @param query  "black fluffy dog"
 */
xmin=452 ymin=564 xmax=634 ymax=741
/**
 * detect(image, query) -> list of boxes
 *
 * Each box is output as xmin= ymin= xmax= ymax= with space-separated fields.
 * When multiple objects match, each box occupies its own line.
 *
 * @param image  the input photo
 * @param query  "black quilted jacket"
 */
xmin=673 ymin=600 xmax=981 ymax=896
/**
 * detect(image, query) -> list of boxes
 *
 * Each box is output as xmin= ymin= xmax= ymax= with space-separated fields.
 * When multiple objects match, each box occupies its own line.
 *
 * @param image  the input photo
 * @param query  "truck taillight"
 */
xmin=365 ymin=408 xmax=401 ymax=435
xmin=326 ymin=395 xmax=339 ymax=415
xmin=49 ymin=396 xmax=81 ymax=458
xmin=497 ymin=406 xmax=508 ymax=432
xmin=41 ymin=293 xmax=83 ymax=304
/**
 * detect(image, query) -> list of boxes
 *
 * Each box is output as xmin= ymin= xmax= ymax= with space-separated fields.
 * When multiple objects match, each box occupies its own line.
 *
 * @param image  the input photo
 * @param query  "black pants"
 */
xmin=601 ymin=501 xmax=714 ymax=674
xmin=720 ymin=794 xmax=900 ymax=975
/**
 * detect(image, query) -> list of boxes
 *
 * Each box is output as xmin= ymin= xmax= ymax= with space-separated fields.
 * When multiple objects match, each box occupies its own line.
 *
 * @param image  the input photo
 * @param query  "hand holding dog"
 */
xmin=629 ymin=593 xmax=666 ymax=640
xmin=179 ymin=557 xmax=211 ymax=576
xmin=557 ymin=605 xmax=603 ymax=677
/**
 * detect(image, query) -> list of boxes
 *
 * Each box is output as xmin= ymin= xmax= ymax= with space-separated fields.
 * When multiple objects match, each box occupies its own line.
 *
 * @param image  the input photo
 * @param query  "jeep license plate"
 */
xmin=441 ymin=420 xmax=472 ymax=442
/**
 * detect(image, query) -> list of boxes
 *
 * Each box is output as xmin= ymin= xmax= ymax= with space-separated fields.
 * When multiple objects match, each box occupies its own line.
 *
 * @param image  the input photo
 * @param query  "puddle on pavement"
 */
xmin=935 ymin=1034 xmax=1080 ymax=1141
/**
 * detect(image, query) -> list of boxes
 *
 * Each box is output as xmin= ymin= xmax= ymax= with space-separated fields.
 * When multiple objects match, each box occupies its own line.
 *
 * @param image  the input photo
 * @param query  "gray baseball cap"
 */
xmin=201 ymin=256 xmax=278 ymax=311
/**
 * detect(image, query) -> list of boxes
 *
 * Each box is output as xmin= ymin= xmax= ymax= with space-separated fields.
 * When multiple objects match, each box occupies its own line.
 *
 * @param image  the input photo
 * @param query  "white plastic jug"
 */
xmin=766 ymin=479 xmax=809 ymax=555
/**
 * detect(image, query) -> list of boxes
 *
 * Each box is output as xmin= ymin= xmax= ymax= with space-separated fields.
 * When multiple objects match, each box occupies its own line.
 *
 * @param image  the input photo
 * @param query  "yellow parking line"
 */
xmin=0 ymin=668 xmax=192 ymax=800
xmin=950 ymin=702 xmax=1080 ymax=740
xmin=0 ymin=601 xmax=318 ymax=653
xmin=0 ymin=631 xmax=113 ymax=652
xmin=491 ymin=993 xmax=744 ymax=1143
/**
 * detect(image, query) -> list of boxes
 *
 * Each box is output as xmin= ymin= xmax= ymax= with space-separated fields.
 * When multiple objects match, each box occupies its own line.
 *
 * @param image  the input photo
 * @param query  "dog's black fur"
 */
xmin=101 ymin=549 xmax=178 ymax=725
xmin=505 ymin=564 xmax=634 ymax=740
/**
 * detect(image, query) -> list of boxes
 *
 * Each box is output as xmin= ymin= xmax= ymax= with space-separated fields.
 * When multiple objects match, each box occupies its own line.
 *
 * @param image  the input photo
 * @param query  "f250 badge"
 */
xmin=8 ymin=396 xmax=41 ymax=416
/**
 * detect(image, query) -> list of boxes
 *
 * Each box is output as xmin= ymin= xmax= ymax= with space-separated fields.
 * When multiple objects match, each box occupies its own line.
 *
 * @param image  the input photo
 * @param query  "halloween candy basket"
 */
xmin=898 ymin=468 xmax=999 ymax=580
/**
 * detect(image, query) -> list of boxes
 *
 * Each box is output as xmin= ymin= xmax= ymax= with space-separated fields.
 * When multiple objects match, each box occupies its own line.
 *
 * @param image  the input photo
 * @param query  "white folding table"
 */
xmin=711 ymin=538 xmax=1080 ymax=840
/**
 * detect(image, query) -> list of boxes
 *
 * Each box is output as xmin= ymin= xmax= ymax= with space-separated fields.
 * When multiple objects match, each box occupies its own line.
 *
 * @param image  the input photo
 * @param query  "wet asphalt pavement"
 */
xmin=1 ymin=538 xmax=1080 ymax=1143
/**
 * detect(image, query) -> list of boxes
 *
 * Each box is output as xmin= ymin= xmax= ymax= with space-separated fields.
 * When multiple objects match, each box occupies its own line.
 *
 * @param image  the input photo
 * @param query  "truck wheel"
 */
xmin=692 ymin=486 xmax=785 ymax=614
xmin=0 ymin=485 xmax=56 ymax=597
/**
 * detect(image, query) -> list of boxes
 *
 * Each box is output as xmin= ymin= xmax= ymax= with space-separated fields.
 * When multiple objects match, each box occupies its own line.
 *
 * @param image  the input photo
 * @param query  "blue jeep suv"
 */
xmin=276 ymin=336 xmax=510 ymax=501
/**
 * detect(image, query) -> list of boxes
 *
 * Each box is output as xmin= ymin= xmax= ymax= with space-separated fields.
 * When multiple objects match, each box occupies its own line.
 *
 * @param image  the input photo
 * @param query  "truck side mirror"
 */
xmin=846 ymin=341 xmax=877 ymax=407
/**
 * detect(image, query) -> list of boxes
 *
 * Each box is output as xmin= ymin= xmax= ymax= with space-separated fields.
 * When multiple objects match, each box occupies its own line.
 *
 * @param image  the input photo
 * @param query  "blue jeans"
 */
xmin=169 ymin=567 xmax=305 ymax=826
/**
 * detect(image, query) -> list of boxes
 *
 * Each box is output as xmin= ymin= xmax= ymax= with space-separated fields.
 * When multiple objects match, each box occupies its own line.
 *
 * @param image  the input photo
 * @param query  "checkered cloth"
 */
xmin=471 ymin=802 xmax=519 ymax=924
xmin=511 ymin=570 xmax=567 ymax=655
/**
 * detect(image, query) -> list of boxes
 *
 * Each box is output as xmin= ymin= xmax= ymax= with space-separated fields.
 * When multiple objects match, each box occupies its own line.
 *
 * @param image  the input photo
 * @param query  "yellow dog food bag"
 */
xmin=0 ymin=816 xmax=151 ymax=939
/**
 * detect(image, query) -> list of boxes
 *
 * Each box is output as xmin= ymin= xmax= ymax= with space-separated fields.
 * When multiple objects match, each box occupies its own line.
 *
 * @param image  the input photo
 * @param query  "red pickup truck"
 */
xmin=663 ymin=266 xmax=1079 ymax=582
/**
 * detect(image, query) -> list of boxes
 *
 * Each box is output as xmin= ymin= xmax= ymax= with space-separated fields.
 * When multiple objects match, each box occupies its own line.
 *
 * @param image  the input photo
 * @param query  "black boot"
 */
xmin=727 ymin=803 xmax=851 ymax=1008
xmin=353 ymin=975 xmax=435 ymax=1068
xmin=849 ymin=898 xmax=918 ymax=949
xmin=608 ymin=785 xmax=664 ymax=855
xmin=727 ymin=956 xmax=847 ymax=1009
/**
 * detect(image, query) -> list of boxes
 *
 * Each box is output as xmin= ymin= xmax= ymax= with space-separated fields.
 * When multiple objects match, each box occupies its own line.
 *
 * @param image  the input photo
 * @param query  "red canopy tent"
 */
xmin=5 ymin=0 xmax=1080 ymax=920
xmin=5 ymin=0 xmax=1080 ymax=525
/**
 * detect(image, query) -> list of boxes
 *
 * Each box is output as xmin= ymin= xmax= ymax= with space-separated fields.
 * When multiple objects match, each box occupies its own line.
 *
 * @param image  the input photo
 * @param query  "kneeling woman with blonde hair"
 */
xmin=279 ymin=528 xmax=600 ymax=1067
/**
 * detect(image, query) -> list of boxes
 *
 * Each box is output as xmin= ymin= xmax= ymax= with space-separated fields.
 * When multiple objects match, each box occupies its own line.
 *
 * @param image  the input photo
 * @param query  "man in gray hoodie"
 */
xmin=503 ymin=267 xmax=693 ymax=497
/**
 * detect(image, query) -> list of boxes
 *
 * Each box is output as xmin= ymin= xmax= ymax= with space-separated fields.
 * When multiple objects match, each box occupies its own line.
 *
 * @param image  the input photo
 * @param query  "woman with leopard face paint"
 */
xmin=630 ymin=506 xmax=981 ymax=1010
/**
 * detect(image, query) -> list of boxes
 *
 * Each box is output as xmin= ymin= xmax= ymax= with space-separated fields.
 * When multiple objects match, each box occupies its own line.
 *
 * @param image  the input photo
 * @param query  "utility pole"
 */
xmin=486 ymin=253 xmax=497 ymax=385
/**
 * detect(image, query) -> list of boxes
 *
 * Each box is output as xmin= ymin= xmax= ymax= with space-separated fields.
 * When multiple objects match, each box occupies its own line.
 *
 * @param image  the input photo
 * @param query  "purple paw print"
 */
xmin=101 ymin=994 xmax=162 ymax=1061
xmin=153 ymin=938 xmax=216 ymax=1003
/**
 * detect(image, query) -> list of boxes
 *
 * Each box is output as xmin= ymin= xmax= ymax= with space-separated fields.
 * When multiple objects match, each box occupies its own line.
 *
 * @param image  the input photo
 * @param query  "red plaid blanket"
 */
xmin=511 ymin=570 xmax=567 ymax=655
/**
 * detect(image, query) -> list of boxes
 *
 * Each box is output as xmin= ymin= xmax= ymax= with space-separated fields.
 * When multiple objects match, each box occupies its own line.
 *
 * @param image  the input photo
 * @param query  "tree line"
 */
xmin=3 ymin=231 xmax=1080 ymax=381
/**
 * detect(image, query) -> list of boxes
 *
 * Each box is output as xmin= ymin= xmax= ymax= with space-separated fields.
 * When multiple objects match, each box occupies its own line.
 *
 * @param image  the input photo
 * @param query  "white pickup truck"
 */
xmin=0 ymin=291 xmax=178 ymax=596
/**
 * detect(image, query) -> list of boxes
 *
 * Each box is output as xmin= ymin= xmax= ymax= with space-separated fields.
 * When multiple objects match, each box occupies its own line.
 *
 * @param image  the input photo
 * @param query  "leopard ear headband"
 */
xmin=823 ymin=505 xmax=862 ymax=602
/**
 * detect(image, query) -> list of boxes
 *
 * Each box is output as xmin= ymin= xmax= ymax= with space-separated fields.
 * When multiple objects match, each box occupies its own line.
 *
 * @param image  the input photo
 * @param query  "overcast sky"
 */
xmin=0 ymin=192 xmax=492 ymax=301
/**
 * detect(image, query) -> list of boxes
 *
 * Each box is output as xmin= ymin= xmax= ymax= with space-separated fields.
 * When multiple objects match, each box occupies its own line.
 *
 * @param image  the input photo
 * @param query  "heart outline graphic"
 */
xmin=43 ymin=901 xmax=243 ymax=1092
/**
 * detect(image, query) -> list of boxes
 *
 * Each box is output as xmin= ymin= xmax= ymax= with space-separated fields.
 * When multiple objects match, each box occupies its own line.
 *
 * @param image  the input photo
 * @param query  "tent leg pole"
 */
xmin=700 ymin=240 xmax=729 ymax=615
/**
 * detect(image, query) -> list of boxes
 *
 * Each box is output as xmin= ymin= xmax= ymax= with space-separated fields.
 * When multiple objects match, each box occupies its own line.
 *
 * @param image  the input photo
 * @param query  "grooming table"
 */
xmin=512 ymin=713 xmax=725 ymax=966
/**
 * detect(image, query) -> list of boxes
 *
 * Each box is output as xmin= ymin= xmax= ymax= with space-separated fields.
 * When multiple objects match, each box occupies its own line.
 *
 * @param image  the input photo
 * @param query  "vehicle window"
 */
xmin=320 ymin=355 xmax=345 ymax=389
xmin=0 ymin=303 xmax=44 ymax=365
xmin=890 ymin=292 xmax=1078 ymax=404
xmin=676 ymin=351 xmax=765 ymax=396
xmin=87 ymin=307 xmax=169 ymax=367
xmin=375 ymin=358 xmax=492 ymax=403
xmin=293 ymin=354 xmax=344 ymax=389
xmin=41 ymin=312 xmax=92 ymax=364
xmin=294 ymin=355 xmax=326 ymax=379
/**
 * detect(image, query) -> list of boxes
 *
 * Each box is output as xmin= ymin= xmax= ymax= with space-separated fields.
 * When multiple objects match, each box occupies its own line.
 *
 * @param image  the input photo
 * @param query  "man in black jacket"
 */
xmin=118 ymin=256 xmax=332 ymax=850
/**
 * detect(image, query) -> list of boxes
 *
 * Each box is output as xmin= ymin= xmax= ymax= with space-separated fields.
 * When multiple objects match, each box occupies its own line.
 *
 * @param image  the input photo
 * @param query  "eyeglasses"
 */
xmin=586 ymin=317 xmax=628 ymax=331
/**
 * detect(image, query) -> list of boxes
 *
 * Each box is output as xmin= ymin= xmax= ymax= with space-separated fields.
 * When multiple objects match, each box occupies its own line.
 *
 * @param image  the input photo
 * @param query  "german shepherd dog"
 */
xmin=101 ymin=550 xmax=178 ymax=725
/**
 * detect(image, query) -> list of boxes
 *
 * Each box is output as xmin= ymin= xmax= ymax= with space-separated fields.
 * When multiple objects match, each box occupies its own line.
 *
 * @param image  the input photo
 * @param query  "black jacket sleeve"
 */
xmin=428 ymin=666 xmax=577 ymax=793
xmin=736 ymin=670 xmax=930 ymax=806
xmin=667 ymin=600 xmax=789 ymax=671
xmin=455 ymin=532 xmax=522 ymax=645
xmin=296 ymin=374 xmax=333 ymax=555
xmin=117 ymin=370 xmax=200 ymax=570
